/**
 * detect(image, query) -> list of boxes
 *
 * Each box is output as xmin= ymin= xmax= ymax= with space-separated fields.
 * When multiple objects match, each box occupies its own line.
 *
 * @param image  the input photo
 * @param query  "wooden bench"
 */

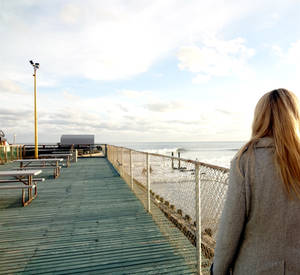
xmin=18 ymin=167 xmax=61 ymax=179
xmin=15 ymin=159 xmax=63 ymax=179
xmin=0 ymin=170 xmax=42 ymax=206
xmin=0 ymin=184 xmax=37 ymax=206
xmin=39 ymin=154 xmax=72 ymax=167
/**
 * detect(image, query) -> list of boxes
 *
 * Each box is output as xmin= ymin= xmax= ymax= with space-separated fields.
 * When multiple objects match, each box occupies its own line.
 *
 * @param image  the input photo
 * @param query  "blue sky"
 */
xmin=1 ymin=0 xmax=300 ymax=143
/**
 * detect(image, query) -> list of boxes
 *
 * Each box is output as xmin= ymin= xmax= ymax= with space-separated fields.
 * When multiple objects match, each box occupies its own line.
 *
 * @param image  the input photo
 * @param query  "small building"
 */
xmin=60 ymin=135 xmax=95 ymax=146
xmin=0 ymin=130 xmax=7 ymax=145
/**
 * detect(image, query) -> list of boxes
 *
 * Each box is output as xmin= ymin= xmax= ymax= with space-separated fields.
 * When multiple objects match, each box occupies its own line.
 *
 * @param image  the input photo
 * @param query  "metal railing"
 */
xmin=0 ymin=145 xmax=24 ymax=164
xmin=107 ymin=145 xmax=229 ymax=274
xmin=22 ymin=144 xmax=106 ymax=158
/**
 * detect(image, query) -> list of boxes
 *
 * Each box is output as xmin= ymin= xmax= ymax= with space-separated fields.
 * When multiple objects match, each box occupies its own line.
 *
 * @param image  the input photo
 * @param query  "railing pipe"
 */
xmin=130 ymin=150 xmax=133 ymax=189
xmin=121 ymin=148 xmax=123 ymax=177
xmin=195 ymin=163 xmax=202 ymax=274
xmin=146 ymin=153 xmax=151 ymax=213
xmin=127 ymin=149 xmax=228 ymax=172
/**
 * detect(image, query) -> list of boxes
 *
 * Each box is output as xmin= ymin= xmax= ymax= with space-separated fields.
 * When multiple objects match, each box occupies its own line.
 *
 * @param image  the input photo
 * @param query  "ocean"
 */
xmin=112 ymin=141 xmax=245 ymax=168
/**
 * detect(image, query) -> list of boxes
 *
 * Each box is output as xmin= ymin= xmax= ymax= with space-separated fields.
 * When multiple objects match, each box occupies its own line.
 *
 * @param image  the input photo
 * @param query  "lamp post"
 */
xmin=29 ymin=60 xmax=40 ymax=159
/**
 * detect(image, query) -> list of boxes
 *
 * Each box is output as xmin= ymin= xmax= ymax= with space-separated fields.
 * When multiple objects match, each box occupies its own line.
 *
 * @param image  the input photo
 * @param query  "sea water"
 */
xmin=111 ymin=141 xmax=247 ymax=233
xmin=113 ymin=141 xmax=245 ymax=168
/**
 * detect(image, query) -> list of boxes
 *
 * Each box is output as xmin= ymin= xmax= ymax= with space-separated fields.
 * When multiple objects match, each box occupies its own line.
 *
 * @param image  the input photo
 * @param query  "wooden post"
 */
xmin=11 ymin=146 xmax=13 ymax=161
xmin=147 ymin=153 xmax=151 ymax=213
xmin=4 ymin=146 xmax=7 ymax=163
xmin=195 ymin=163 xmax=202 ymax=274
xmin=171 ymin=152 xmax=174 ymax=169
xmin=178 ymin=152 xmax=181 ymax=169
xmin=0 ymin=146 xmax=3 ymax=164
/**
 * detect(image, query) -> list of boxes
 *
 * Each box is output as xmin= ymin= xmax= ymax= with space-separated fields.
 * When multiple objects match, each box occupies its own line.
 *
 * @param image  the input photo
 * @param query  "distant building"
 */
xmin=60 ymin=135 xmax=95 ymax=146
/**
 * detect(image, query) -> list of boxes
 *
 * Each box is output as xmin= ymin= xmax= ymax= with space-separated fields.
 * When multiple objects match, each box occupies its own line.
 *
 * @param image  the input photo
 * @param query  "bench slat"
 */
xmin=0 ymin=178 xmax=45 ymax=183
xmin=19 ymin=167 xmax=61 ymax=170
xmin=0 ymin=185 xmax=36 ymax=190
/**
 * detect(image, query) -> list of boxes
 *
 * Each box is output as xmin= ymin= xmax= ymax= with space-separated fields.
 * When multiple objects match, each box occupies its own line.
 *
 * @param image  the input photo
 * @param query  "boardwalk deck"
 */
xmin=0 ymin=158 xmax=194 ymax=274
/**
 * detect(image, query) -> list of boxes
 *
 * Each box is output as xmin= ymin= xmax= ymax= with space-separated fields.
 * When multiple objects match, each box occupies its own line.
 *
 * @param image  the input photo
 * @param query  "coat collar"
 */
xmin=255 ymin=137 xmax=274 ymax=148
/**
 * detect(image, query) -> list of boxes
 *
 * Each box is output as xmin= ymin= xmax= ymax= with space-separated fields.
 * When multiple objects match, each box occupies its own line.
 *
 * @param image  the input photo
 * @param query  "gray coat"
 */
xmin=213 ymin=137 xmax=300 ymax=275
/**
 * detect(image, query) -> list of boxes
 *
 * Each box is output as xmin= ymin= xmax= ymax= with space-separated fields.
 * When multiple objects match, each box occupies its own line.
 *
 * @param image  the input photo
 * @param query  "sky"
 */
xmin=1 ymin=0 xmax=300 ymax=144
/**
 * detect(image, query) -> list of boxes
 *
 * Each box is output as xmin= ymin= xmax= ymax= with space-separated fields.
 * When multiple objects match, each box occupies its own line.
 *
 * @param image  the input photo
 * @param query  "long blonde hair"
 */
xmin=237 ymin=88 xmax=300 ymax=198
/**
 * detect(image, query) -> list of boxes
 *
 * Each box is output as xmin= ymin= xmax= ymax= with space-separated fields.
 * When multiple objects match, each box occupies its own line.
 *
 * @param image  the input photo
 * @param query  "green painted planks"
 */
xmin=0 ymin=158 xmax=194 ymax=274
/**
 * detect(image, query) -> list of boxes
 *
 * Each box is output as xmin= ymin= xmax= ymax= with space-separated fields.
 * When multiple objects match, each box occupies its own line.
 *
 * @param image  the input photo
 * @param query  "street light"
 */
xmin=29 ymin=60 xmax=40 ymax=159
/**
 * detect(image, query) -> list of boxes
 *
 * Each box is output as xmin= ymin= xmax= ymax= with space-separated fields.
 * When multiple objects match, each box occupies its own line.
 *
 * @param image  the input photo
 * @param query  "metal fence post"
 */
xmin=130 ymin=150 xmax=133 ymax=190
xmin=195 ymin=163 xmax=202 ymax=275
xmin=113 ymin=147 xmax=115 ymax=166
xmin=121 ymin=148 xmax=123 ymax=177
xmin=147 ymin=153 xmax=151 ymax=213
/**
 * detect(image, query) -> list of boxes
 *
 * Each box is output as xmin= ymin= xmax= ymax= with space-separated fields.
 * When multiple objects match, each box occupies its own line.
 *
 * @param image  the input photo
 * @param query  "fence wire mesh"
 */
xmin=107 ymin=145 xmax=229 ymax=274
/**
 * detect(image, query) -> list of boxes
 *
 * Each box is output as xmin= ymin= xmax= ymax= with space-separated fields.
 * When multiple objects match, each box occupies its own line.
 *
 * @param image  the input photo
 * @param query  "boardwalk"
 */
xmin=0 ymin=158 xmax=194 ymax=274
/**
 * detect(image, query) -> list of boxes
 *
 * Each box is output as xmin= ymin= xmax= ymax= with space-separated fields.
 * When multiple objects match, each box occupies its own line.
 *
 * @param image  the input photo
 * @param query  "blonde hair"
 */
xmin=237 ymin=88 xmax=300 ymax=198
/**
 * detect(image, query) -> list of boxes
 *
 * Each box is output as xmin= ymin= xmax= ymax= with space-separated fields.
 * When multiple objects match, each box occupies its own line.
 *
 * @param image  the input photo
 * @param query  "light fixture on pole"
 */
xmin=29 ymin=60 xmax=40 ymax=159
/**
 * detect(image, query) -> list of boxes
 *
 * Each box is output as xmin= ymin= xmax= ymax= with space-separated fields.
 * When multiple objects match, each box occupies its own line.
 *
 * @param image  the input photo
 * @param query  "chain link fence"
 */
xmin=0 ymin=145 xmax=23 ymax=164
xmin=107 ymin=145 xmax=229 ymax=274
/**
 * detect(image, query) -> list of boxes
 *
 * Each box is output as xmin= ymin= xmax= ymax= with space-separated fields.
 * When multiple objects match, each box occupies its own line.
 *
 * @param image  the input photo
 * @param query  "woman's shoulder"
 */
xmin=231 ymin=137 xmax=272 ymax=168
xmin=233 ymin=137 xmax=274 ymax=160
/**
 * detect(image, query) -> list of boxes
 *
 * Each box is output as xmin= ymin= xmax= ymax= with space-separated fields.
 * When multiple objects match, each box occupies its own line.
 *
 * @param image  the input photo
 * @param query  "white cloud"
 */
xmin=271 ymin=40 xmax=300 ymax=75
xmin=283 ymin=40 xmax=300 ymax=65
xmin=177 ymin=37 xmax=255 ymax=82
xmin=145 ymin=101 xmax=184 ymax=112
xmin=0 ymin=80 xmax=26 ymax=94
xmin=118 ymin=90 xmax=153 ymax=99
xmin=271 ymin=45 xmax=283 ymax=57
xmin=60 ymin=3 xmax=81 ymax=25
xmin=0 ymin=0 xmax=264 ymax=83
xmin=2 ymin=0 xmax=299 ymax=143
xmin=192 ymin=74 xmax=211 ymax=84
xmin=0 ymin=86 xmax=252 ymax=143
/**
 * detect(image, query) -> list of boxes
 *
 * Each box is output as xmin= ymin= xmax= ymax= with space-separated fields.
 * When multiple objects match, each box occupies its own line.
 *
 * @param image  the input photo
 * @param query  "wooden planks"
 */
xmin=0 ymin=158 xmax=194 ymax=274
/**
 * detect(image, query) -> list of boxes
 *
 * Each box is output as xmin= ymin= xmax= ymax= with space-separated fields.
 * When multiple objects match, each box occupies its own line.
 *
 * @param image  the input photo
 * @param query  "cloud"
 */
xmin=145 ymin=101 xmax=184 ymax=112
xmin=282 ymin=40 xmax=300 ymax=65
xmin=216 ymin=109 xmax=232 ymax=115
xmin=60 ymin=3 xmax=81 ymax=25
xmin=0 ymin=0 xmax=264 ymax=83
xmin=0 ymin=80 xmax=26 ymax=94
xmin=192 ymin=74 xmax=211 ymax=84
xmin=177 ymin=37 xmax=255 ymax=82
xmin=0 ymin=109 xmax=31 ymax=121
xmin=118 ymin=90 xmax=152 ymax=99
xmin=270 ymin=40 xmax=300 ymax=76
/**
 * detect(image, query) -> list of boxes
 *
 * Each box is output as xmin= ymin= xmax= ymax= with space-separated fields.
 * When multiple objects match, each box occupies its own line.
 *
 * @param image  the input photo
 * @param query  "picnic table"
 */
xmin=0 ymin=170 xmax=42 ymax=206
xmin=15 ymin=158 xmax=63 ymax=179
xmin=39 ymin=154 xmax=72 ymax=167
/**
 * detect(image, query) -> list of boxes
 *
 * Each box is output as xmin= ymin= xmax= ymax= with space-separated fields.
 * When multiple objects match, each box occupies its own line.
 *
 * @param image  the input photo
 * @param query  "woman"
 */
xmin=212 ymin=89 xmax=300 ymax=274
